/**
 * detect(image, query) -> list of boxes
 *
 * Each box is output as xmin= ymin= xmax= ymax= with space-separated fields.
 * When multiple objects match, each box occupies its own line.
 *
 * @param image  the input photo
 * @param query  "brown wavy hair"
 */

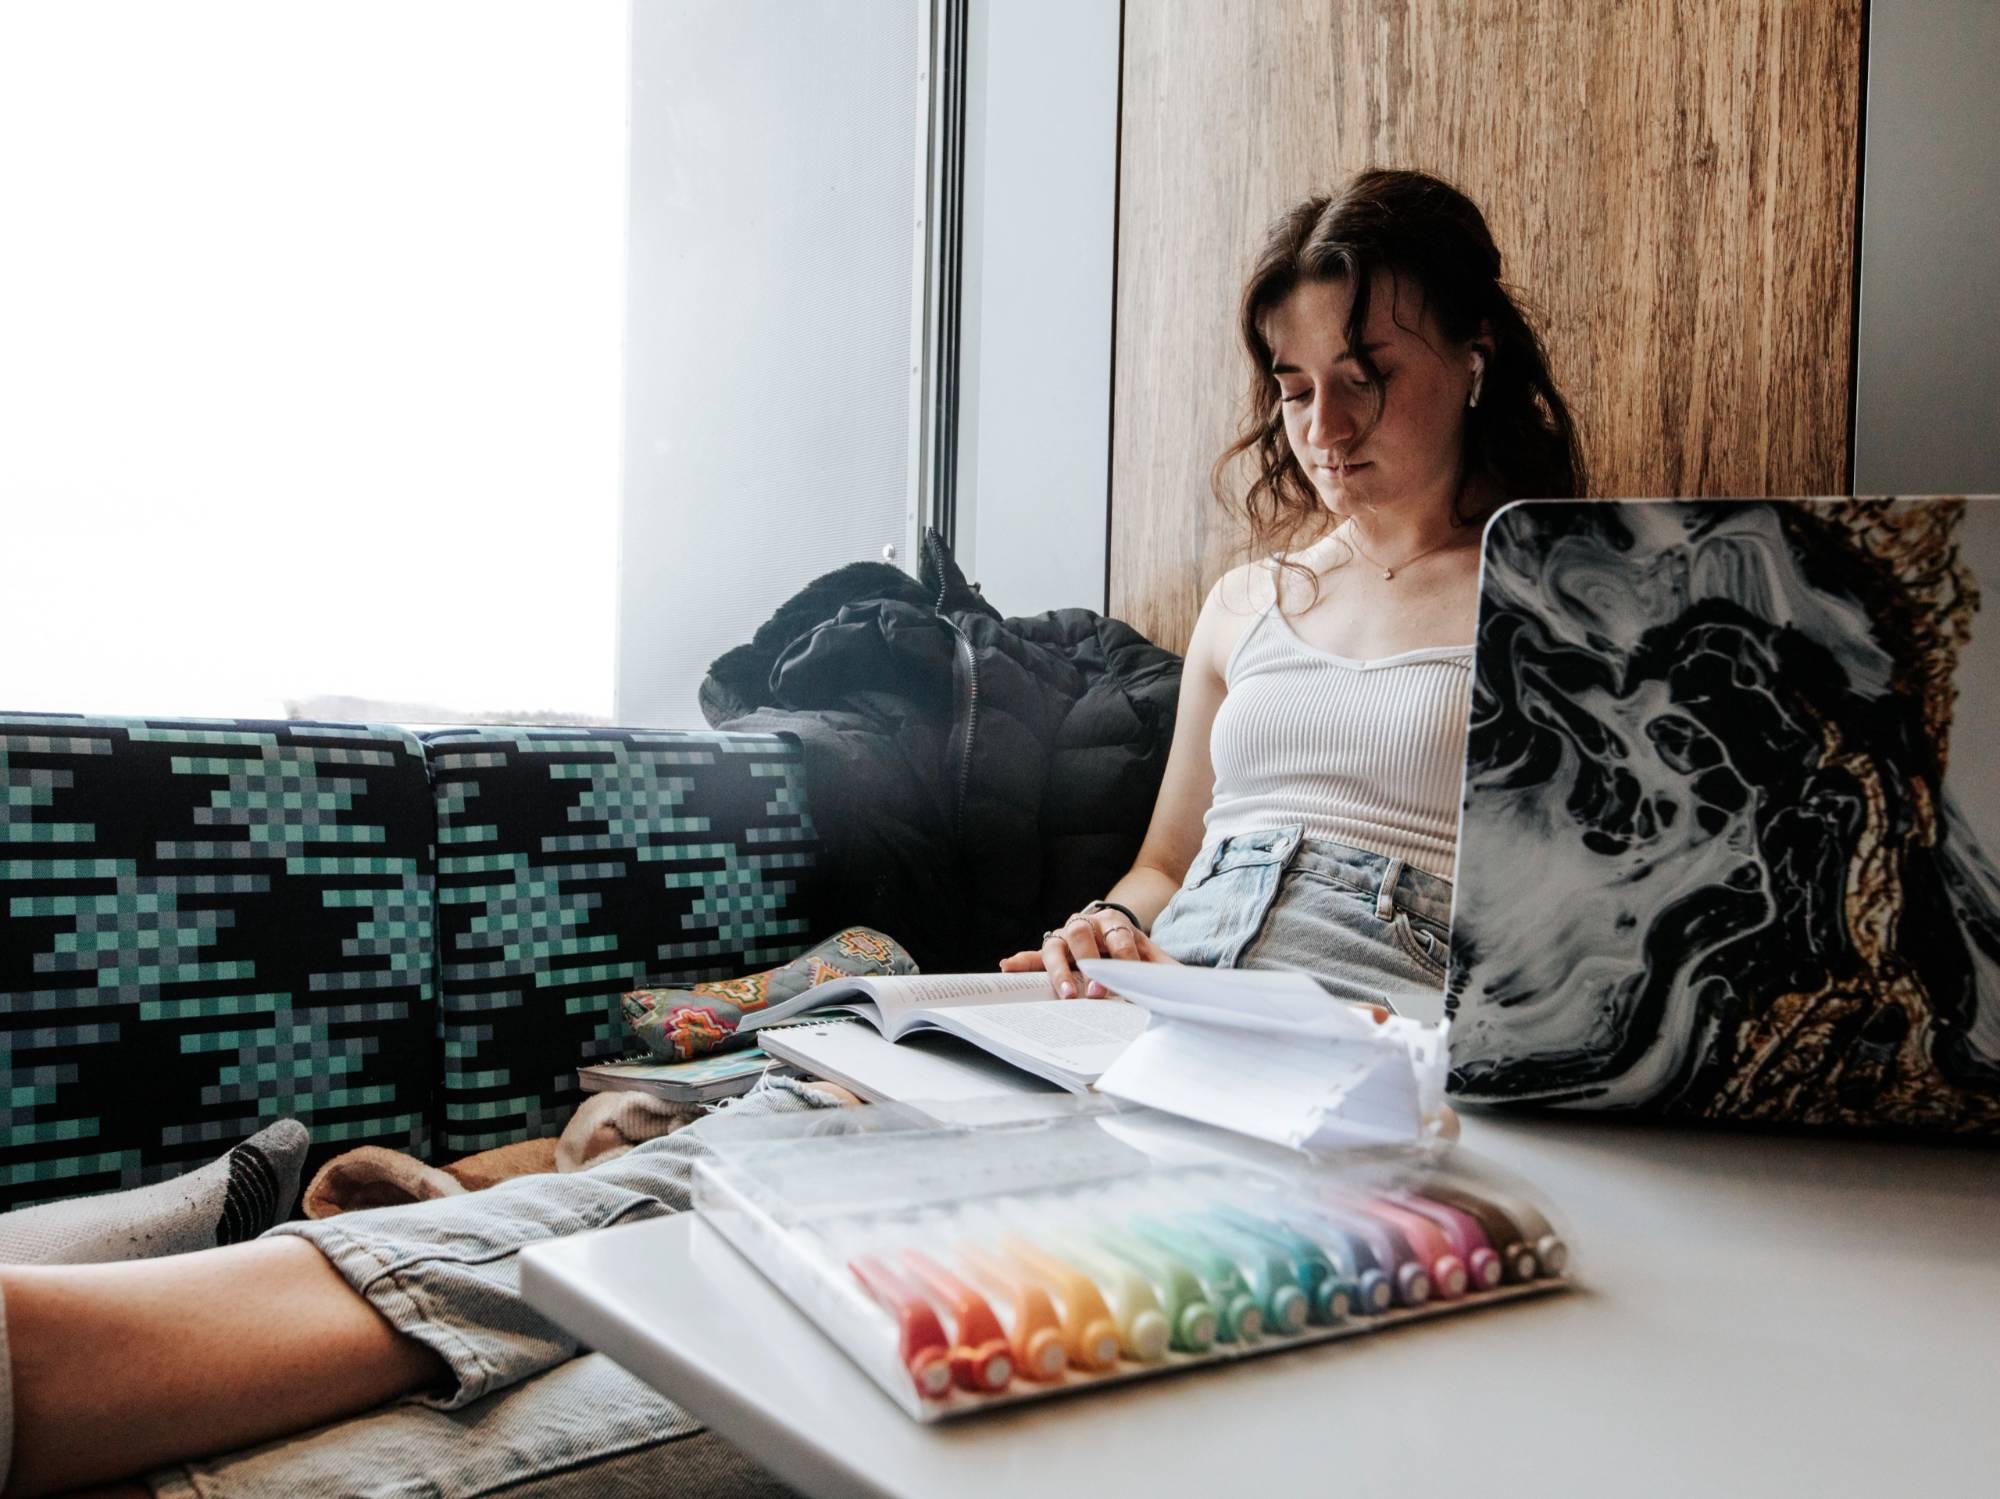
xmin=1213 ymin=169 xmax=1587 ymax=576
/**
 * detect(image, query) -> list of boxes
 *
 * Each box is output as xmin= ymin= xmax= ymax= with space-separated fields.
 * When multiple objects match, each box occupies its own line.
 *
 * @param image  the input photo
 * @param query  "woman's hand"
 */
xmin=998 ymin=907 xmax=1181 ymax=998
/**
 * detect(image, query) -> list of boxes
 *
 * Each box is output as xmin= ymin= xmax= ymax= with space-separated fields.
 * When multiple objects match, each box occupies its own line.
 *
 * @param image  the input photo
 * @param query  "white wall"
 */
xmin=1852 ymin=0 xmax=2000 ymax=495
xmin=952 ymin=0 xmax=1121 ymax=617
xmin=616 ymin=0 xmax=923 ymax=728
xmin=1852 ymin=3 xmax=2000 ymax=849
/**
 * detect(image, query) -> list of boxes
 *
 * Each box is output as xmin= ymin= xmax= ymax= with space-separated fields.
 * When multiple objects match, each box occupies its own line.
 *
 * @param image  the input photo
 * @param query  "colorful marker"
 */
xmin=1387 ymin=1190 xmax=1503 ymax=1290
xmin=899 ymin=1249 xmax=1016 ymax=1392
xmin=848 ymin=1253 xmax=955 ymax=1400
xmin=981 ymin=1197 xmax=1173 ymax=1363
xmin=1087 ymin=1228 xmax=1221 ymax=1352
xmin=1207 ymin=1203 xmax=1356 ymax=1324
xmin=1041 ymin=1232 xmax=1172 ymax=1362
xmin=949 ymin=1242 xmax=1070 ymax=1382
xmin=1350 ymin=1196 xmax=1469 ymax=1300
xmin=1460 ymin=1183 xmax=1569 ymax=1276
xmin=1171 ymin=1212 xmax=1311 ymax=1332
xmin=1266 ymin=1202 xmax=1395 ymax=1314
xmin=1128 ymin=1216 xmax=1266 ymax=1342
xmin=1312 ymin=1201 xmax=1431 ymax=1306
xmin=1414 ymin=1183 xmax=1539 ymax=1282
xmin=996 ymin=1234 xmax=1124 ymax=1371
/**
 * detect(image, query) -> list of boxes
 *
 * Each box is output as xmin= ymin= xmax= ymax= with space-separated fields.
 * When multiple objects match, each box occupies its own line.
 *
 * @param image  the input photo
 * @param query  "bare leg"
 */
xmin=4 ymin=1237 xmax=445 ymax=1497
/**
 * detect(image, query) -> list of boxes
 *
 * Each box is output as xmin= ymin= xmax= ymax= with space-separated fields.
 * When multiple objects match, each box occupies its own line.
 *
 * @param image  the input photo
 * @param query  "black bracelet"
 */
xmin=1083 ymin=899 xmax=1145 ymax=933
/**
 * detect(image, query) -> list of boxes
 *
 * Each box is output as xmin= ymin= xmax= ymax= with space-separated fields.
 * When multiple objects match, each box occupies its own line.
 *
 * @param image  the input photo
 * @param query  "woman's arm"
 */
xmin=1002 ymin=568 xmax=1255 ymax=994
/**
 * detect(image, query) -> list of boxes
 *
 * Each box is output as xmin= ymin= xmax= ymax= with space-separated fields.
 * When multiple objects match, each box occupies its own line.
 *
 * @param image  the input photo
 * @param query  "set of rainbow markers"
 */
xmin=692 ymin=1100 xmax=1572 ymax=1420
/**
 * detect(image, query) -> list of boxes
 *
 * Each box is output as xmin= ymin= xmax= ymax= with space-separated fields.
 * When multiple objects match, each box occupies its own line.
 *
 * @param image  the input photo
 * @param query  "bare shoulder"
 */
xmin=1192 ymin=559 xmax=1280 ymax=679
xmin=1209 ymin=556 xmax=1279 ymax=614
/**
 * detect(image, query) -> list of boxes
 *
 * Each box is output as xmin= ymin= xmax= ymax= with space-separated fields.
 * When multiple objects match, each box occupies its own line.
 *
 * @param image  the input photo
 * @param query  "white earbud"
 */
xmin=1468 ymin=353 xmax=1485 ymax=409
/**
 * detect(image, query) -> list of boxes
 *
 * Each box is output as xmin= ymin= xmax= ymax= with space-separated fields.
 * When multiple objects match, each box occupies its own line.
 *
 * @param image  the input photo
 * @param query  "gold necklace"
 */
xmin=1341 ymin=523 xmax=1459 ymax=581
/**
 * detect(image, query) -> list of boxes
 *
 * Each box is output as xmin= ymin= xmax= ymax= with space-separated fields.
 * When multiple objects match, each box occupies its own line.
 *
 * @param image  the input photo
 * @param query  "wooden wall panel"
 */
xmin=1110 ymin=0 xmax=1865 ymax=653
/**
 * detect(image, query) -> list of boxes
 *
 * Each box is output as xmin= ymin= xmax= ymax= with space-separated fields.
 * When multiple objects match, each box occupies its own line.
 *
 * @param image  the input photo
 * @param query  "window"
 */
xmin=1 ymin=2 xmax=1122 ymax=731
xmin=613 ymin=0 xmax=925 ymax=728
xmin=0 ymin=2 xmax=626 ymax=724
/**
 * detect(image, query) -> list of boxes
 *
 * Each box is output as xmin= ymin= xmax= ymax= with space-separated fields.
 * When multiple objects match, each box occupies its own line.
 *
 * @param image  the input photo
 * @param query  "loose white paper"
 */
xmin=1079 ymin=960 xmax=1445 ymax=1150
xmin=1095 ymin=1021 xmax=1421 ymax=1149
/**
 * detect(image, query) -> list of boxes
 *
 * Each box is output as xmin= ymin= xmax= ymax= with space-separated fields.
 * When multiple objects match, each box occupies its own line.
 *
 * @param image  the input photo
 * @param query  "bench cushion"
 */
xmin=0 ymin=714 xmax=435 ymax=1209
xmin=422 ymin=728 xmax=820 ymax=1156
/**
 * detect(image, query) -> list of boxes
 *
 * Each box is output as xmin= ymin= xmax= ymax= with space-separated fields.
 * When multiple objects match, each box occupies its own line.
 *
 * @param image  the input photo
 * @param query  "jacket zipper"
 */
xmin=927 ymin=531 xmax=980 ymax=839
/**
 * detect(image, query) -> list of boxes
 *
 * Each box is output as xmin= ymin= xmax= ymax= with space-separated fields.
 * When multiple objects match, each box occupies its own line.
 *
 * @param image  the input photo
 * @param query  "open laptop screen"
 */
xmin=1446 ymin=496 xmax=2000 ymax=1135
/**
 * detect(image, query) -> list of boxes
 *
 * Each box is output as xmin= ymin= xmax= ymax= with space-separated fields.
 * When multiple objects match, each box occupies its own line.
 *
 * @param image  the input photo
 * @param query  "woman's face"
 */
xmin=1264 ymin=272 xmax=1482 ymax=521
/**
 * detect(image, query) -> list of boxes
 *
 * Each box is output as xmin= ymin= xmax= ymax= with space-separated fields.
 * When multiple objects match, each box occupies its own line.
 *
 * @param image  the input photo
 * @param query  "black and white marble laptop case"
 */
xmin=1446 ymin=497 xmax=2000 ymax=1134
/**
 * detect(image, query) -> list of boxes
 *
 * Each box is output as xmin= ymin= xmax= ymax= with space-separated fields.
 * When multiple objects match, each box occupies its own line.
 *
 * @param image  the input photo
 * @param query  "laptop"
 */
xmin=1445 ymin=496 xmax=2000 ymax=1135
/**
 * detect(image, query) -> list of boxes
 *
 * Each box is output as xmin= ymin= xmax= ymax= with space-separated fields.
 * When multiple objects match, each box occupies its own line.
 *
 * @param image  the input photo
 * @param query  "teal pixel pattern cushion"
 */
xmin=0 ymin=714 xmax=435 ymax=1209
xmin=422 ymin=727 xmax=820 ymax=1155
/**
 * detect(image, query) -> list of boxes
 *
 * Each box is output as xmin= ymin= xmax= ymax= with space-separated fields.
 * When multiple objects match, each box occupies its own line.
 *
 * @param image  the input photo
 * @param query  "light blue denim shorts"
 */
xmin=147 ymin=1077 xmax=835 ymax=1499
xmin=1149 ymin=827 xmax=1453 ymax=1023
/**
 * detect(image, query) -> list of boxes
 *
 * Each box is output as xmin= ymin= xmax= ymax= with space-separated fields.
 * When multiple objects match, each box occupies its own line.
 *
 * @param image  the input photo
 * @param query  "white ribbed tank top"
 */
xmin=1204 ymin=598 xmax=1474 ymax=879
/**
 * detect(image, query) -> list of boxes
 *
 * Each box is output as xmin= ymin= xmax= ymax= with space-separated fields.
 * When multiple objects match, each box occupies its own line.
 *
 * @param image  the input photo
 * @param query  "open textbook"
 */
xmin=736 ymin=972 xmax=1146 ymax=1093
xmin=755 ymin=1021 xmax=1063 ymax=1107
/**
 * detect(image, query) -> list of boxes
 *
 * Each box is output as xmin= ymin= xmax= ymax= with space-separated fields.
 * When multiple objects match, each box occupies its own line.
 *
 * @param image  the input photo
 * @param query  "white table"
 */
xmin=520 ymin=1114 xmax=2000 ymax=1498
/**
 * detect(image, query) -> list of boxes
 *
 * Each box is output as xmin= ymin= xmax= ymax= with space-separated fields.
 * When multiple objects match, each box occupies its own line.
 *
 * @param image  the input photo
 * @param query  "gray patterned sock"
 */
xmin=0 ymin=1118 xmax=310 ymax=1264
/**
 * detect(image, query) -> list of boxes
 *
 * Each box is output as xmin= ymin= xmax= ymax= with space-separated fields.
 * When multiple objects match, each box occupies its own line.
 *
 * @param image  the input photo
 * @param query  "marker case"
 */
xmin=691 ymin=1095 xmax=1572 ymax=1421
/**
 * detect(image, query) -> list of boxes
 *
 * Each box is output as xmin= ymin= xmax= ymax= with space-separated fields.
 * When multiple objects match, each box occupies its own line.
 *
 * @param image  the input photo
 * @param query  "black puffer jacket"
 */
xmin=700 ymin=533 xmax=1182 ymax=972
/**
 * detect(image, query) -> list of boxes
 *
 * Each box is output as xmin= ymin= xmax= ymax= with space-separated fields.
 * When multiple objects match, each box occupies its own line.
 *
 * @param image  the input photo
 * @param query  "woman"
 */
xmin=1004 ymin=168 xmax=1582 ymax=1022
xmin=0 ymin=168 xmax=1583 ymax=1497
